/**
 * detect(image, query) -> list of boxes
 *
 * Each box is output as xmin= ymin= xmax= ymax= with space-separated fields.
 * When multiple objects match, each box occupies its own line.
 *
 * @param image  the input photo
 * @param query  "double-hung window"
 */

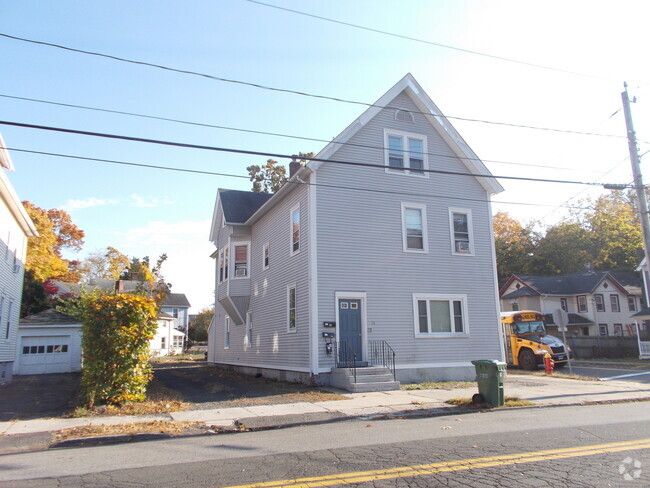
xmin=449 ymin=208 xmax=473 ymax=255
xmin=610 ymin=294 xmax=620 ymax=312
xmin=287 ymin=285 xmax=296 ymax=332
xmin=595 ymin=294 xmax=605 ymax=312
xmin=233 ymin=243 xmax=249 ymax=278
xmin=218 ymin=249 xmax=224 ymax=283
xmin=414 ymin=294 xmax=468 ymax=336
xmin=628 ymin=297 xmax=637 ymax=312
xmin=385 ymin=130 xmax=427 ymax=176
xmin=401 ymin=203 xmax=428 ymax=253
xmin=290 ymin=204 xmax=300 ymax=255
xmin=577 ymin=295 xmax=587 ymax=313
xmin=560 ymin=298 xmax=568 ymax=312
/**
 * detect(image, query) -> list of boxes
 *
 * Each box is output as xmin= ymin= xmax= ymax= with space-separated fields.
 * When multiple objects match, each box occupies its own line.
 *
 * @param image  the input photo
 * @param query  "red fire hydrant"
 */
xmin=544 ymin=353 xmax=554 ymax=375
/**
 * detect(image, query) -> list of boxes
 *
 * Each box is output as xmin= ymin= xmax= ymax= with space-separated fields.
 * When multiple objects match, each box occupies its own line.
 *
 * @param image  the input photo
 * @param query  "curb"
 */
xmin=4 ymin=397 xmax=650 ymax=455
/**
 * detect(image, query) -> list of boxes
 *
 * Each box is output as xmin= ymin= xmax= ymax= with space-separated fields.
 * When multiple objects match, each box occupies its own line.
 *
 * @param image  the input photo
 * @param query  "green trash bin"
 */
xmin=471 ymin=359 xmax=506 ymax=407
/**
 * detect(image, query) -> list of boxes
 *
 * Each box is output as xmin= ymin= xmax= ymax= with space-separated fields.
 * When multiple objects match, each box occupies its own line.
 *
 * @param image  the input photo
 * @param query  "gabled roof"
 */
xmin=500 ymin=271 xmax=642 ymax=297
xmin=162 ymin=293 xmax=191 ymax=308
xmin=219 ymin=189 xmax=273 ymax=224
xmin=19 ymin=308 xmax=81 ymax=326
xmin=308 ymin=73 xmax=503 ymax=195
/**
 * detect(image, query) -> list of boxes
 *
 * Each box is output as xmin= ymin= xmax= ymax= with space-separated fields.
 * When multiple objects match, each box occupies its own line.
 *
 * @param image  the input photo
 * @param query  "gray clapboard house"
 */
xmin=207 ymin=74 xmax=504 ymax=390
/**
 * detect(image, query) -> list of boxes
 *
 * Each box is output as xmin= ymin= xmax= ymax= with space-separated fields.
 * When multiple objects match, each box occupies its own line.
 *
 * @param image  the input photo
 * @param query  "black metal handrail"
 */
xmin=334 ymin=341 xmax=357 ymax=383
xmin=368 ymin=340 xmax=396 ymax=381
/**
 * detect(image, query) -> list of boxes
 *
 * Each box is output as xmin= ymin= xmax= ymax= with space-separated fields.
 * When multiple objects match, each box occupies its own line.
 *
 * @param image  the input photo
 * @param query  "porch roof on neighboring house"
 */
xmin=500 ymin=271 xmax=642 ymax=298
xmin=159 ymin=311 xmax=174 ymax=319
xmin=162 ymin=293 xmax=190 ymax=308
xmin=543 ymin=313 xmax=594 ymax=326
xmin=632 ymin=307 xmax=650 ymax=319
xmin=19 ymin=308 xmax=81 ymax=326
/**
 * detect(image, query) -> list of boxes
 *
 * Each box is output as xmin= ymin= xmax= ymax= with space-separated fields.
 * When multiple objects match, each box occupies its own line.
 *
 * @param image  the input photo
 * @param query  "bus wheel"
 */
xmin=519 ymin=349 xmax=537 ymax=371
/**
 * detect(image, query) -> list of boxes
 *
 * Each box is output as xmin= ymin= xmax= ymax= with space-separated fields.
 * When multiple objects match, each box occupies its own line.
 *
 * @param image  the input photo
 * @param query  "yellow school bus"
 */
xmin=501 ymin=310 xmax=570 ymax=370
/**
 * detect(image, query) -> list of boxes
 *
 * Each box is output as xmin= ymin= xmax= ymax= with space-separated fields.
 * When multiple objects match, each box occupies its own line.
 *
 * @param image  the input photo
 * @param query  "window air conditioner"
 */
xmin=235 ymin=268 xmax=247 ymax=278
xmin=456 ymin=241 xmax=470 ymax=252
xmin=12 ymin=264 xmax=20 ymax=273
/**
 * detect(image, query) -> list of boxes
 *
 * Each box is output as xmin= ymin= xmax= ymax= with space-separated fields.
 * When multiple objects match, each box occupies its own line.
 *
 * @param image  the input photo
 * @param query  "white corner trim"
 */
xmin=308 ymin=172 xmax=319 ymax=374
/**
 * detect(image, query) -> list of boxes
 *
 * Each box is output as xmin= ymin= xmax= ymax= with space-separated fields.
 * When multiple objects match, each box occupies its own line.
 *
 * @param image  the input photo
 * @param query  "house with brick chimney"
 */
xmin=207 ymin=74 xmax=504 ymax=390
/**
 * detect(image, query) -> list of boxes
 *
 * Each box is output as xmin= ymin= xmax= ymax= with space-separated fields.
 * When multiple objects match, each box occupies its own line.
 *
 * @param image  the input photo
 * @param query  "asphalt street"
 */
xmin=569 ymin=364 xmax=650 ymax=383
xmin=2 ymin=402 xmax=650 ymax=487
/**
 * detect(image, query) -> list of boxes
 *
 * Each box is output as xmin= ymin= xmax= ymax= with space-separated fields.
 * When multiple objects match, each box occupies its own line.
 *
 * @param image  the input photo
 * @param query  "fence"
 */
xmin=566 ymin=336 xmax=640 ymax=359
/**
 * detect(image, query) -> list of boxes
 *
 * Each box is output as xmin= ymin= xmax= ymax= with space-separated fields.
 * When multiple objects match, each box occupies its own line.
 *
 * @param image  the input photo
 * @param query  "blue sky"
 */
xmin=2 ymin=0 xmax=649 ymax=311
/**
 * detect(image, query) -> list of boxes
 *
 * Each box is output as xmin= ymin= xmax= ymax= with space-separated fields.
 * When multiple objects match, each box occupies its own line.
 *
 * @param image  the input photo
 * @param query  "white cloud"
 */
xmin=130 ymin=193 xmax=175 ymax=208
xmin=63 ymin=197 xmax=118 ymax=210
xmin=118 ymin=219 xmax=214 ymax=312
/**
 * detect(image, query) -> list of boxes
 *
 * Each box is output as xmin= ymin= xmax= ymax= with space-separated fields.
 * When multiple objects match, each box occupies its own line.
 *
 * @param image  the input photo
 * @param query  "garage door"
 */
xmin=19 ymin=336 xmax=72 ymax=374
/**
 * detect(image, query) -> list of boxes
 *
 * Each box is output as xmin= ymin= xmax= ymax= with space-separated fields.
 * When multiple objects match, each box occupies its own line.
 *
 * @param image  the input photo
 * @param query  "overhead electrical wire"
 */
xmin=0 ymin=119 xmax=629 ymax=188
xmin=245 ymin=0 xmax=618 ymax=84
xmin=0 ymin=93 xmax=607 ymax=174
xmin=3 ymin=146 xmax=592 ymax=211
xmin=0 ymin=32 xmax=634 ymax=142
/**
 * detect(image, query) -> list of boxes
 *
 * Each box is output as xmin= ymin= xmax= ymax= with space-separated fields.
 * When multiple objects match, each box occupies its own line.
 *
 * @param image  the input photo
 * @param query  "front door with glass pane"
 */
xmin=339 ymin=299 xmax=362 ymax=363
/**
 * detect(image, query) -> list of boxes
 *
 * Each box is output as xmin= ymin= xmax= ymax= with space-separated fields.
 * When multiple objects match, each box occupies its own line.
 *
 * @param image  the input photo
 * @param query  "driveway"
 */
xmin=0 ymin=364 xmax=342 ymax=421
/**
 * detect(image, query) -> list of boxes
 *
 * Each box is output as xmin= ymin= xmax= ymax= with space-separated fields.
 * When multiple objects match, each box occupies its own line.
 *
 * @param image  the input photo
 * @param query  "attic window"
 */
xmin=603 ymin=282 xmax=609 ymax=289
xmin=395 ymin=109 xmax=414 ymax=123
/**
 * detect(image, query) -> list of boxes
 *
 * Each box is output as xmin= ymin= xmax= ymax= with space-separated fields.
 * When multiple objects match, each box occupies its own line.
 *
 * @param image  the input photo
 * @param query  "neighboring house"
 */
xmin=499 ymin=271 xmax=645 ymax=337
xmin=15 ymin=309 xmax=82 ymax=375
xmin=0 ymin=135 xmax=38 ymax=384
xmin=207 ymin=74 xmax=505 ymax=387
xmin=161 ymin=293 xmax=191 ymax=341
xmin=150 ymin=311 xmax=185 ymax=356
xmin=53 ymin=280 xmax=191 ymax=356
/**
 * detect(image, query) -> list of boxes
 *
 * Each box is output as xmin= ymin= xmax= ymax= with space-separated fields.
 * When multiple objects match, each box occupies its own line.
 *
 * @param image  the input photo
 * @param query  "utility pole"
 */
xmin=622 ymin=83 xmax=650 ymax=291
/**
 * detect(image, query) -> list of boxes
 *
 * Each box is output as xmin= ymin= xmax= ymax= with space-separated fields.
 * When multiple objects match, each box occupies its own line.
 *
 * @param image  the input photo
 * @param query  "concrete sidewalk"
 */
xmin=1 ymin=373 xmax=649 ymax=443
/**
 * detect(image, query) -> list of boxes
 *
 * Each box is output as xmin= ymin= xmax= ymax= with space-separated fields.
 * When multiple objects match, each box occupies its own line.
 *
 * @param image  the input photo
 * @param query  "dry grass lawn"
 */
xmin=446 ymin=396 xmax=534 ymax=408
xmin=52 ymin=420 xmax=205 ymax=442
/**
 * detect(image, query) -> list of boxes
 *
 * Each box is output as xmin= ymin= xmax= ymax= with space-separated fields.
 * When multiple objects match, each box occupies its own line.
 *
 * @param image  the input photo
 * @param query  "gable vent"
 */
xmin=394 ymin=109 xmax=414 ymax=123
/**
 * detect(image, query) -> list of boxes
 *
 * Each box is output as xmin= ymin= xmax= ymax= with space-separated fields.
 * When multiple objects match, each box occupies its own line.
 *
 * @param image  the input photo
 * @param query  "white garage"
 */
xmin=15 ymin=309 xmax=82 ymax=375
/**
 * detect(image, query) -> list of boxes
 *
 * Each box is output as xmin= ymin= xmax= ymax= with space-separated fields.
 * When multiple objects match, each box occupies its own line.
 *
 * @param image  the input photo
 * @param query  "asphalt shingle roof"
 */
xmin=19 ymin=309 xmax=81 ymax=326
xmin=219 ymin=189 xmax=273 ymax=224
xmin=510 ymin=271 xmax=642 ymax=296
xmin=162 ymin=293 xmax=191 ymax=308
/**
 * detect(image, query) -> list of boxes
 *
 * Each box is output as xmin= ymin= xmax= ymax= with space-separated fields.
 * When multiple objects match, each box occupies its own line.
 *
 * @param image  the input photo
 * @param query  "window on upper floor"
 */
xmin=401 ymin=203 xmax=428 ymax=253
xmin=263 ymin=243 xmax=269 ymax=270
xmin=4 ymin=300 xmax=11 ymax=340
xmin=610 ymin=294 xmax=620 ymax=312
xmin=414 ymin=294 xmax=468 ymax=337
xmin=560 ymin=298 xmax=568 ymax=312
xmin=384 ymin=130 xmax=427 ymax=176
xmin=577 ymin=295 xmax=588 ymax=313
xmin=224 ymin=247 xmax=229 ymax=280
xmin=628 ymin=296 xmax=637 ymax=312
xmin=595 ymin=294 xmax=605 ymax=312
xmin=218 ymin=249 xmax=224 ymax=283
xmin=290 ymin=205 xmax=300 ymax=256
xmin=449 ymin=209 xmax=473 ymax=255
xmin=234 ymin=243 xmax=249 ymax=278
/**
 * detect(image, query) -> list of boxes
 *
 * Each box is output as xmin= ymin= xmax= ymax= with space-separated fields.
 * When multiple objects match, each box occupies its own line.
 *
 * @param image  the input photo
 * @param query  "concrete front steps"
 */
xmin=330 ymin=366 xmax=401 ymax=392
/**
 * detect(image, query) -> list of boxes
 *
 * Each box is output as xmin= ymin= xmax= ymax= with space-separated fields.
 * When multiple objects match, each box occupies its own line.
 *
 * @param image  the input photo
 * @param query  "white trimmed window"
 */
xmin=595 ymin=294 xmax=605 ymax=312
xmin=224 ymin=247 xmax=229 ymax=280
xmin=413 ymin=294 xmax=468 ymax=336
xmin=263 ymin=243 xmax=269 ymax=270
xmin=610 ymin=294 xmax=620 ymax=312
xmin=384 ymin=130 xmax=427 ymax=176
xmin=287 ymin=285 xmax=296 ymax=332
xmin=218 ymin=249 xmax=224 ymax=283
xmin=577 ymin=295 xmax=587 ymax=313
xmin=172 ymin=336 xmax=183 ymax=348
xmin=401 ymin=203 xmax=428 ymax=253
xmin=233 ymin=243 xmax=250 ymax=278
xmin=161 ymin=337 xmax=166 ymax=349
xmin=224 ymin=316 xmax=231 ymax=348
xmin=449 ymin=209 xmax=473 ymax=255
xmin=560 ymin=298 xmax=568 ymax=311
xmin=290 ymin=204 xmax=300 ymax=255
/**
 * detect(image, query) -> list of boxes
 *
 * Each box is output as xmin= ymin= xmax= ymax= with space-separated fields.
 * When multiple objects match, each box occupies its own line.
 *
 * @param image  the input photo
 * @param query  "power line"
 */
xmin=0 ymin=119 xmax=628 ymax=187
xmin=245 ymin=0 xmax=619 ymax=83
xmin=0 ymin=32 xmax=633 ymax=141
xmin=4 ymin=146 xmax=591 ymax=211
xmin=0 ymin=93 xmax=607 ymax=174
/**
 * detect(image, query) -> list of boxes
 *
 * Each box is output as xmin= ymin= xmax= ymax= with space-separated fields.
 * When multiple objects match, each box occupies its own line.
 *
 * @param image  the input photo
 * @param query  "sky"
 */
xmin=2 ymin=0 xmax=650 ymax=312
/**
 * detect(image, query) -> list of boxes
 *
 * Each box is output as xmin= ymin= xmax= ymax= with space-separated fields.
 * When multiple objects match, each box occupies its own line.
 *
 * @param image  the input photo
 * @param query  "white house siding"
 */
xmin=212 ymin=184 xmax=312 ymax=376
xmin=314 ymin=92 xmax=502 ymax=381
xmin=0 ymin=188 xmax=30 ymax=383
xmin=150 ymin=318 xmax=184 ymax=356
